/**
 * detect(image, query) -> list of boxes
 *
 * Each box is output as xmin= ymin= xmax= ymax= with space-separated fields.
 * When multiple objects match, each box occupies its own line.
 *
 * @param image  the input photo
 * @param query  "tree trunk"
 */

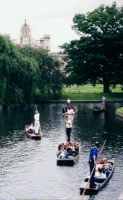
xmin=103 ymin=76 xmax=110 ymax=93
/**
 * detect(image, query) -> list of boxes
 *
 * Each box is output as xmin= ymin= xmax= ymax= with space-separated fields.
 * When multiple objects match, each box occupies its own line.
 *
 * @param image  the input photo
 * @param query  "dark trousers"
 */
xmin=89 ymin=160 xmax=95 ymax=187
xmin=66 ymin=128 xmax=71 ymax=142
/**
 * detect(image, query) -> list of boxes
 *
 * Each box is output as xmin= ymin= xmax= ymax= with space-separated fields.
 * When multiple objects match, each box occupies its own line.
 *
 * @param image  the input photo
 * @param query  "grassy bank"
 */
xmin=60 ymin=84 xmax=123 ymax=100
xmin=116 ymin=107 xmax=123 ymax=114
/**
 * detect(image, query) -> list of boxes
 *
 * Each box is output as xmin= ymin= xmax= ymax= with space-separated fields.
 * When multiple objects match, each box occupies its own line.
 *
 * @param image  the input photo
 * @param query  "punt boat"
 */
xmin=80 ymin=160 xmax=114 ymax=195
xmin=57 ymin=143 xmax=79 ymax=166
xmin=93 ymin=108 xmax=106 ymax=114
xmin=25 ymin=125 xmax=42 ymax=140
xmin=62 ymin=109 xmax=78 ymax=116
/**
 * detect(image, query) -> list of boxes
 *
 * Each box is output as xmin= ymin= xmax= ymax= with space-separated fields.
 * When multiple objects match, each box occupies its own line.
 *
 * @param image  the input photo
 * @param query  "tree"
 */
xmin=0 ymin=35 xmax=63 ymax=106
xmin=18 ymin=46 xmax=63 ymax=100
xmin=60 ymin=2 xmax=123 ymax=93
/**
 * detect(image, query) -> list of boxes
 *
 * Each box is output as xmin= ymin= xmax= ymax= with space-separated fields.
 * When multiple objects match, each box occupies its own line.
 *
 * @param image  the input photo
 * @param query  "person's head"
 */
xmin=31 ymin=123 xmax=33 ymax=126
xmin=35 ymin=110 xmax=38 ymax=114
xmin=61 ymin=145 xmax=64 ymax=151
xmin=65 ymin=116 xmax=68 ymax=120
xmin=103 ymin=158 xmax=107 ymax=163
xmin=100 ymin=159 xmax=104 ymax=164
xmin=95 ymin=142 xmax=100 ymax=148
xmin=58 ymin=144 xmax=62 ymax=151
xmin=98 ymin=168 xmax=103 ymax=173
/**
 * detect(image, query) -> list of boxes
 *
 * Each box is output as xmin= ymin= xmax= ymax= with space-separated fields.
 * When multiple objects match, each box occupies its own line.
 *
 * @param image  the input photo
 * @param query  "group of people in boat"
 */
xmin=94 ymin=157 xmax=111 ymax=178
xmin=62 ymin=97 xmax=78 ymax=115
xmin=28 ymin=110 xmax=40 ymax=135
xmin=57 ymin=142 xmax=79 ymax=159
xmin=62 ymin=105 xmax=78 ymax=115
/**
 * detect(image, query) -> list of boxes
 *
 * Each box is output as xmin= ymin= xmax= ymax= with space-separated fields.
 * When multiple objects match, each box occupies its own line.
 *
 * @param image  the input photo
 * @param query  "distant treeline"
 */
xmin=0 ymin=35 xmax=64 ymax=107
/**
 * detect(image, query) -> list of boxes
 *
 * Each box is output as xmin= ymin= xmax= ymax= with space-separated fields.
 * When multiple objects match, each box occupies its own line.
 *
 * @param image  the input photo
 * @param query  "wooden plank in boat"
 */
xmin=57 ymin=155 xmax=79 ymax=166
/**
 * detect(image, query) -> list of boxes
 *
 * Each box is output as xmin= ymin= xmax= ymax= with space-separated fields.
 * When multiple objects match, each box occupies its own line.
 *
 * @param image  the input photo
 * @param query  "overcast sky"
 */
xmin=0 ymin=0 xmax=122 ymax=52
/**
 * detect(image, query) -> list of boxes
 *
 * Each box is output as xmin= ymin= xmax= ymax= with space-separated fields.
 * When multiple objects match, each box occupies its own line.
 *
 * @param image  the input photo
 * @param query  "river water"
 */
xmin=0 ymin=102 xmax=123 ymax=200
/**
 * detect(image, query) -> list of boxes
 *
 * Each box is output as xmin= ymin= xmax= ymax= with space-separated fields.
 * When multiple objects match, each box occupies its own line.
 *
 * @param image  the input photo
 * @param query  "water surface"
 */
xmin=0 ymin=102 xmax=123 ymax=200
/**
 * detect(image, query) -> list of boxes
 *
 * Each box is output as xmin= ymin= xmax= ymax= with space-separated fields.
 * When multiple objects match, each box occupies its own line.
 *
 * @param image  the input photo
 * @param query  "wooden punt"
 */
xmin=25 ymin=125 xmax=42 ymax=140
xmin=57 ymin=154 xmax=79 ymax=166
xmin=62 ymin=110 xmax=78 ymax=116
xmin=93 ymin=108 xmax=106 ymax=114
xmin=80 ymin=160 xmax=114 ymax=195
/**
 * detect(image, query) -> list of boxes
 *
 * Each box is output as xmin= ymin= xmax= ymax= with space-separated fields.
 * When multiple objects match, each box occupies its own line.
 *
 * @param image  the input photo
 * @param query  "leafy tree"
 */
xmin=60 ymin=2 xmax=123 ymax=93
xmin=18 ymin=46 xmax=63 ymax=100
xmin=0 ymin=35 xmax=63 ymax=106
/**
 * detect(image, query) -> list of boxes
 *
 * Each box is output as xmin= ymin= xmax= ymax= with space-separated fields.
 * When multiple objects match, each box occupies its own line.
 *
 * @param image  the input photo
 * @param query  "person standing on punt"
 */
xmin=102 ymin=96 xmax=105 ymax=109
xmin=67 ymin=98 xmax=70 ymax=106
xmin=89 ymin=142 xmax=102 ymax=188
xmin=34 ymin=110 xmax=40 ymax=135
xmin=65 ymin=116 xmax=72 ymax=142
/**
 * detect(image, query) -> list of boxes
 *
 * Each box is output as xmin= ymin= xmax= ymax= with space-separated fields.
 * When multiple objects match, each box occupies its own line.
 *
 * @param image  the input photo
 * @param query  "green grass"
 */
xmin=60 ymin=84 xmax=123 ymax=100
xmin=116 ymin=107 xmax=123 ymax=114
xmin=63 ymin=84 xmax=122 ymax=93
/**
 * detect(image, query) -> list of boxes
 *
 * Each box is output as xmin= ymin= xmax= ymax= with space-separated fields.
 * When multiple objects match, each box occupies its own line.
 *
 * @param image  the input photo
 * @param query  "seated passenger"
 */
xmin=95 ymin=105 xmax=100 ymax=109
xmin=74 ymin=142 xmax=79 ymax=152
xmin=57 ymin=144 xmax=68 ymax=158
xmin=73 ymin=107 xmax=78 ymax=112
xmin=67 ymin=107 xmax=72 ymax=114
xmin=29 ymin=123 xmax=35 ymax=134
xmin=102 ymin=158 xmax=111 ymax=176
xmin=74 ymin=145 xmax=79 ymax=155
xmin=95 ymin=159 xmax=103 ymax=171
xmin=103 ymin=158 xmax=112 ymax=169
xmin=95 ymin=168 xmax=106 ymax=179
xmin=62 ymin=107 xmax=66 ymax=114
xmin=67 ymin=147 xmax=73 ymax=157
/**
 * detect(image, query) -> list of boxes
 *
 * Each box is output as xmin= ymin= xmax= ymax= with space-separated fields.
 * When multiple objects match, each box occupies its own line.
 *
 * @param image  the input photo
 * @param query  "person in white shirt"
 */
xmin=95 ymin=167 xmax=106 ymax=179
xmin=65 ymin=116 xmax=72 ymax=142
xmin=34 ymin=111 xmax=40 ymax=134
xmin=95 ymin=159 xmax=103 ymax=172
xmin=67 ymin=107 xmax=74 ymax=114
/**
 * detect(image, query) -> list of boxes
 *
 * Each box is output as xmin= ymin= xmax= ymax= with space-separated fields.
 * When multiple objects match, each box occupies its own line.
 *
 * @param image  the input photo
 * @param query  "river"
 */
xmin=0 ymin=102 xmax=123 ymax=200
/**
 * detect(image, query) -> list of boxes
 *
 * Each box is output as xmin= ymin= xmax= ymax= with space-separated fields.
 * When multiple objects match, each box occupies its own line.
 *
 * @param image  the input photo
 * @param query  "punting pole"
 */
xmin=35 ymin=105 xmax=37 ymax=111
xmin=80 ymin=140 xmax=106 ymax=200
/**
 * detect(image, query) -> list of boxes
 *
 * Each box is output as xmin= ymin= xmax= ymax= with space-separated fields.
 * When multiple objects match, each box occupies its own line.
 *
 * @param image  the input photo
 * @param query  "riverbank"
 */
xmin=116 ymin=107 xmax=123 ymax=118
xmin=60 ymin=84 xmax=123 ymax=101
xmin=60 ymin=92 xmax=123 ymax=101
xmin=46 ymin=99 xmax=123 ymax=103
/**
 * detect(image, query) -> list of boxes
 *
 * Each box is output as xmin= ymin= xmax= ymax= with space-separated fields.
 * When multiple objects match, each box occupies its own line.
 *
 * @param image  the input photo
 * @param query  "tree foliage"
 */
xmin=0 ymin=36 xmax=63 ymax=106
xmin=60 ymin=2 xmax=123 ymax=92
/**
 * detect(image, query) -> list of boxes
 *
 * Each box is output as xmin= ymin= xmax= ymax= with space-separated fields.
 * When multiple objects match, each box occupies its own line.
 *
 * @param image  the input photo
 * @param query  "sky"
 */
xmin=0 ymin=0 xmax=123 ymax=52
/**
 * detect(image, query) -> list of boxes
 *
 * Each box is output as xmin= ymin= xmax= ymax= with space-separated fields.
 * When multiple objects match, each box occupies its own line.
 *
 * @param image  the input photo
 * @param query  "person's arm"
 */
xmin=98 ymin=149 xmax=103 ymax=157
xmin=66 ymin=120 xmax=71 ymax=125
xmin=93 ymin=155 xmax=96 ymax=165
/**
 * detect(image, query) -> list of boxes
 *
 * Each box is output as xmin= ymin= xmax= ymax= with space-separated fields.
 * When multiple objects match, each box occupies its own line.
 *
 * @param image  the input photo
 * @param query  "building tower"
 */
xmin=20 ymin=20 xmax=31 ymax=46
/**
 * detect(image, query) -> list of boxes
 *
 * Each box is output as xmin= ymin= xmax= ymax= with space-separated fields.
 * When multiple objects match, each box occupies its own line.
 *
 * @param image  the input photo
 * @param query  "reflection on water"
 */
xmin=0 ymin=102 xmax=123 ymax=200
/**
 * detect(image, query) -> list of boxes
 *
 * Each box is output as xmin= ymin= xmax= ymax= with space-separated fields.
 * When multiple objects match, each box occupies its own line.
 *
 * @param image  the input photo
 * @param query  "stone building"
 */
xmin=1 ymin=20 xmax=66 ymax=73
xmin=34 ymin=34 xmax=50 ymax=52
xmin=20 ymin=20 xmax=31 ymax=46
xmin=20 ymin=20 xmax=50 ymax=52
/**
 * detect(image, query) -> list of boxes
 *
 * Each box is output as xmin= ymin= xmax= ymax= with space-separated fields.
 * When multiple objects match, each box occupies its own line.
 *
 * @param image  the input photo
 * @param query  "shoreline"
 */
xmin=45 ymin=100 xmax=123 ymax=103
xmin=116 ymin=111 xmax=123 ymax=118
